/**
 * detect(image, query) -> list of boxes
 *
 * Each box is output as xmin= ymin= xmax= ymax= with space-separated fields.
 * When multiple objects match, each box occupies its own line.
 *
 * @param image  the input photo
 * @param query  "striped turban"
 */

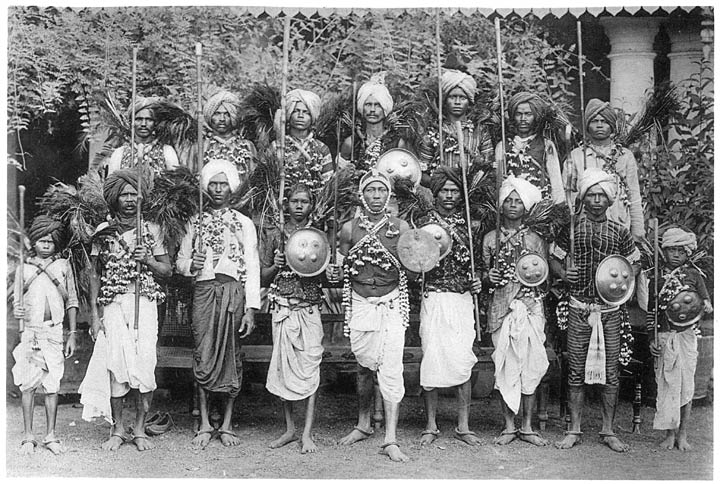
xmin=359 ymin=169 xmax=391 ymax=193
xmin=103 ymin=169 xmax=147 ymax=213
xmin=357 ymin=73 xmax=394 ymax=117
xmin=28 ymin=215 xmax=64 ymax=248
xmin=585 ymin=98 xmax=618 ymax=133
xmin=440 ymin=69 xmax=477 ymax=101
xmin=204 ymin=90 xmax=241 ymax=128
xmin=661 ymin=227 xmax=698 ymax=255
xmin=507 ymin=91 xmax=547 ymax=122
xmin=578 ymin=167 xmax=617 ymax=204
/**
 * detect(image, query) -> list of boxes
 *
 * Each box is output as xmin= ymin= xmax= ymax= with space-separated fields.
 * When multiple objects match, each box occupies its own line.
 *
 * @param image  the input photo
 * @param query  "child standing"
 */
xmin=12 ymin=215 xmax=78 ymax=455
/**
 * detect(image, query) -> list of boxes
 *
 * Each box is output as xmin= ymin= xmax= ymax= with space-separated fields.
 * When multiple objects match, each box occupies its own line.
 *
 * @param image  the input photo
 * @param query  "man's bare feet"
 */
xmin=301 ymin=435 xmax=317 ymax=454
xmin=519 ymin=430 xmax=548 ymax=446
xmin=101 ymin=431 xmax=127 ymax=451
xmin=269 ymin=430 xmax=298 ymax=449
xmin=132 ymin=433 xmax=155 ymax=451
xmin=191 ymin=428 xmax=214 ymax=450
xmin=419 ymin=429 xmax=440 ymax=446
xmin=454 ymin=428 xmax=482 ymax=446
xmin=659 ymin=431 xmax=676 ymax=450
xmin=338 ymin=426 xmax=373 ymax=445
xmin=218 ymin=429 xmax=240 ymax=447
xmin=380 ymin=442 xmax=409 ymax=462
xmin=601 ymin=434 xmax=629 ymax=453
xmin=676 ymin=431 xmax=692 ymax=451
xmin=20 ymin=434 xmax=37 ymax=455
xmin=555 ymin=432 xmax=582 ymax=449
xmin=42 ymin=432 xmax=66 ymax=455
xmin=493 ymin=429 xmax=517 ymax=446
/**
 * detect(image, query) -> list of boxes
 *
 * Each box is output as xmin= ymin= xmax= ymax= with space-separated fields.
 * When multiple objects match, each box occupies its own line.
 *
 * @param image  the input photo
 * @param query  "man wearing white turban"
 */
xmin=482 ymin=175 xmax=549 ymax=447
xmin=419 ymin=69 xmax=493 ymax=183
xmin=203 ymin=90 xmax=257 ymax=186
xmin=647 ymin=226 xmax=711 ymax=452
xmin=106 ymin=96 xmax=180 ymax=182
xmin=551 ymin=167 xmax=640 ymax=453
xmin=495 ymin=91 xmax=564 ymax=204
xmin=564 ymin=99 xmax=645 ymax=241
xmin=176 ymin=159 xmax=261 ymax=449
xmin=272 ymin=89 xmax=333 ymax=196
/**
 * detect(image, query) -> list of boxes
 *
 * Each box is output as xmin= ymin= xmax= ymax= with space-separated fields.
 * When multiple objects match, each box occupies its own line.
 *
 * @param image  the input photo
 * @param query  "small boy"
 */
xmin=648 ymin=227 xmax=712 ymax=451
xmin=12 ymin=215 xmax=78 ymax=455
xmin=261 ymin=183 xmax=325 ymax=454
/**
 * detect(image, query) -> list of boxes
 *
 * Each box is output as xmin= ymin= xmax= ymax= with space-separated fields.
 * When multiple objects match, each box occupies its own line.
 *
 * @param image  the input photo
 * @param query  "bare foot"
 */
xmin=269 ymin=430 xmax=298 ymax=449
xmin=301 ymin=435 xmax=317 ymax=454
xmin=658 ymin=431 xmax=676 ymax=450
xmin=191 ymin=428 xmax=214 ymax=450
xmin=42 ymin=433 xmax=67 ymax=455
xmin=132 ymin=433 xmax=155 ymax=451
xmin=602 ymin=435 xmax=629 ymax=453
xmin=380 ymin=443 xmax=409 ymax=462
xmin=676 ymin=432 xmax=692 ymax=451
xmin=494 ymin=429 xmax=517 ymax=446
xmin=20 ymin=435 xmax=37 ymax=455
xmin=338 ymin=426 xmax=373 ymax=446
xmin=218 ymin=429 xmax=240 ymax=447
xmin=519 ymin=431 xmax=548 ymax=447
xmin=455 ymin=429 xmax=482 ymax=446
xmin=101 ymin=432 xmax=127 ymax=451
xmin=555 ymin=433 xmax=582 ymax=449
xmin=419 ymin=429 xmax=439 ymax=446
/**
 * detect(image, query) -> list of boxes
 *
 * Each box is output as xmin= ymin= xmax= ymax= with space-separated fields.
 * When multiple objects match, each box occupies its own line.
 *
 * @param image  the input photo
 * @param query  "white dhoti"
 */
xmin=348 ymin=289 xmax=406 ymax=404
xmin=266 ymin=300 xmax=324 ymax=401
xmin=491 ymin=298 xmax=549 ymax=414
xmin=653 ymin=330 xmax=698 ymax=430
xmin=79 ymin=293 xmax=158 ymax=421
xmin=419 ymin=292 xmax=477 ymax=390
xmin=12 ymin=320 xmax=65 ymax=394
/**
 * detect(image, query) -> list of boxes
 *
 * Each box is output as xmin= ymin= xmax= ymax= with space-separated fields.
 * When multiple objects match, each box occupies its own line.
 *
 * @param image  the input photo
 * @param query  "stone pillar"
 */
xmin=600 ymin=17 xmax=661 ymax=115
xmin=666 ymin=21 xmax=704 ymax=91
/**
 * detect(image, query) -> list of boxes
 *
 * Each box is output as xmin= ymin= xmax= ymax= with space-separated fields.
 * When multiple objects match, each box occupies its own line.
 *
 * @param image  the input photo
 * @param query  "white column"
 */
xmin=600 ymin=17 xmax=661 ymax=115
xmin=666 ymin=21 xmax=703 ymax=90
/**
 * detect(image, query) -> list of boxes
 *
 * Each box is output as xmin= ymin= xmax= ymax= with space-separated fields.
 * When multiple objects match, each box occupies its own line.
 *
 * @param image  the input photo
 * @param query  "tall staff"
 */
xmin=571 ymin=21 xmax=588 ymax=265
xmin=652 ymin=218 xmax=660 ymax=368
xmin=350 ymin=81 xmax=357 ymax=164
xmin=131 ymin=47 xmax=142 ymax=331
xmin=17 ymin=185 xmax=26 ymax=334
xmin=278 ymin=15 xmax=291 ymax=245
xmin=436 ymin=10 xmax=444 ymax=164
xmin=493 ymin=18 xmax=506 ymax=265
xmin=196 ymin=43 xmax=204 ymax=250
xmin=331 ymin=120 xmax=341 ymax=264
xmin=455 ymin=122 xmax=482 ymax=339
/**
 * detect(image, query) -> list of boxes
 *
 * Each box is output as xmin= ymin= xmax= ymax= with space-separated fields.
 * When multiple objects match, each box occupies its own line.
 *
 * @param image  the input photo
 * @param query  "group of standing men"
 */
xmin=12 ymin=66 xmax=710 ymax=463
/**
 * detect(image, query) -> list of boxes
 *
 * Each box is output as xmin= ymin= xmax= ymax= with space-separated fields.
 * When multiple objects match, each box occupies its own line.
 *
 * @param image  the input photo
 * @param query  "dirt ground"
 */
xmin=4 ymin=383 xmax=713 ymax=480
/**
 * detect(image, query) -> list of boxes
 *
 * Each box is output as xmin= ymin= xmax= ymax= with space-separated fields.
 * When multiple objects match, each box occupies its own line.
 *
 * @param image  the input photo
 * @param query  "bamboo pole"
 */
xmin=17 ymin=185 xmax=26 ymax=334
xmin=493 ymin=18 xmax=506 ymax=267
xmin=196 ymin=43 xmax=204 ymax=251
xmin=436 ymin=10 xmax=444 ymax=164
xmin=331 ymin=119 xmax=341 ymax=264
xmin=350 ymin=81 xmax=357 ymax=164
xmin=278 ymin=15 xmax=291 ymax=248
xmin=131 ymin=47 xmax=141 ymax=332
xmin=653 ymin=218 xmax=660 ymax=369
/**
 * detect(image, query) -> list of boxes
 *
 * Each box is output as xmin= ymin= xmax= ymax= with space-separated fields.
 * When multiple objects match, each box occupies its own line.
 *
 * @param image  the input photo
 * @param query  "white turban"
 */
xmin=578 ymin=167 xmax=617 ymax=204
xmin=204 ymin=90 xmax=241 ymax=127
xmin=662 ymin=227 xmax=698 ymax=254
xmin=201 ymin=159 xmax=241 ymax=193
xmin=499 ymin=175 xmax=542 ymax=211
xmin=285 ymin=89 xmax=321 ymax=124
xmin=440 ymin=69 xmax=477 ymax=100
xmin=357 ymin=73 xmax=394 ymax=117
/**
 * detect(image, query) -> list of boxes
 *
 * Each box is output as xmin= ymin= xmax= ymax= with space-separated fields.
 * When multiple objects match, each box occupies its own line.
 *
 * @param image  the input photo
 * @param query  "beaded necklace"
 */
xmin=193 ymin=208 xmax=246 ymax=280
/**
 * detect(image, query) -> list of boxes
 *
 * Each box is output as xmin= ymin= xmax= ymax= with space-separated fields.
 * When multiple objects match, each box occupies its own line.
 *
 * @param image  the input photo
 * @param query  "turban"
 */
xmin=499 ymin=175 xmax=542 ymax=211
xmin=507 ymin=91 xmax=547 ymax=121
xmin=429 ymin=167 xmax=463 ymax=197
xmin=440 ymin=69 xmax=477 ymax=101
xmin=28 ymin=215 xmax=64 ymax=248
xmin=103 ymin=170 xmax=146 ymax=211
xmin=585 ymin=98 xmax=618 ymax=133
xmin=127 ymin=96 xmax=161 ymax=118
xmin=204 ymin=90 xmax=241 ymax=127
xmin=357 ymin=74 xmax=394 ymax=117
xmin=286 ymin=89 xmax=321 ymax=125
xmin=661 ymin=227 xmax=698 ymax=254
xmin=578 ymin=167 xmax=617 ymax=204
xmin=201 ymin=159 xmax=241 ymax=193
xmin=359 ymin=169 xmax=391 ymax=193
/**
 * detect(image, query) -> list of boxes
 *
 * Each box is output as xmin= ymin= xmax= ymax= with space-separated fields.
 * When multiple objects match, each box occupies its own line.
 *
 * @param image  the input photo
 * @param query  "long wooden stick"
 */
xmin=131 ymin=47 xmax=142 ymax=332
xmin=331 ymin=119 xmax=341 ymax=265
xmin=456 ymin=121 xmax=482 ymax=339
xmin=17 ymin=185 xmax=26 ymax=334
xmin=653 ymin=218 xmax=660 ymax=369
xmin=196 ymin=42 xmax=204 ymax=251
xmin=577 ymin=21 xmax=588 ymax=174
xmin=494 ymin=18 xmax=506 ymax=268
xmin=350 ymin=80 xmax=357 ymax=164
xmin=278 ymin=15 xmax=291 ymax=248
xmin=436 ymin=9 xmax=444 ymax=164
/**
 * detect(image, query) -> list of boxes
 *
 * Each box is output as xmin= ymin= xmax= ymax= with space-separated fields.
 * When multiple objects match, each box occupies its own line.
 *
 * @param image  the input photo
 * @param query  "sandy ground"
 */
xmin=4 ymin=383 xmax=713 ymax=480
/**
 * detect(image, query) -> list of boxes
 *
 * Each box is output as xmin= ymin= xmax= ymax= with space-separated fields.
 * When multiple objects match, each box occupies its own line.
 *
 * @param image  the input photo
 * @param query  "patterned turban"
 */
xmin=357 ymin=73 xmax=394 ymax=117
xmin=359 ymin=169 xmax=391 ymax=193
xmin=28 ymin=214 xmax=64 ymax=247
xmin=661 ymin=227 xmax=698 ymax=254
xmin=429 ymin=166 xmax=463 ymax=197
xmin=440 ymin=69 xmax=477 ymax=101
xmin=103 ymin=170 xmax=147 ymax=212
xmin=204 ymin=90 xmax=241 ymax=128
xmin=201 ymin=159 xmax=241 ymax=193
xmin=499 ymin=175 xmax=542 ymax=211
xmin=127 ymin=96 xmax=161 ymax=118
xmin=585 ymin=98 xmax=618 ymax=133
xmin=578 ymin=167 xmax=617 ymax=204
xmin=286 ymin=89 xmax=321 ymax=125
xmin=507 ymin=91 xmax=547 ymax=122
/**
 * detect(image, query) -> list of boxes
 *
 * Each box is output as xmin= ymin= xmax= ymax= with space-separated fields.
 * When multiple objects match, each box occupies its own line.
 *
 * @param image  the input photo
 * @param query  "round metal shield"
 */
xmin=666 ymin=290 xmax=703 ymax=327
xmin=284 ymin=227 xmax=331 ymax=277
xmin=595 ymin=255 xmax=636 ymax=305
xmin=397 ymin=229 xmax=440 ymax=273
xmin=375 ymin=148 xmax=422 ymax=188
xmin=515 ymin=252 xmax=549 ymax=287
xmin=419 ymin=223 xmax=453 ymax=260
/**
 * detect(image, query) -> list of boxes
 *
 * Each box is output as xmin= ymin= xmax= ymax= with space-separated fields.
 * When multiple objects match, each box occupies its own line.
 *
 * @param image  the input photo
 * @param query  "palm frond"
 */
xmin=145 ymin=167 xmax=202 ymax=250
xmin=621 ymin=84 xmax=680 ymax=146
xmin=239 ymin=83 xmax=282 ymax=149
xmin=153 ymin=101 xmax=198 ymax=151
xmin=524 ymin=199 xmax=571 ymax=243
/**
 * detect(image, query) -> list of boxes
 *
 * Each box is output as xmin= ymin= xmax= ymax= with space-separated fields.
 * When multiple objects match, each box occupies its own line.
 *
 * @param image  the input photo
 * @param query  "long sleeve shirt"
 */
xmin=176 ymin=207 xmax=261 ymax=310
